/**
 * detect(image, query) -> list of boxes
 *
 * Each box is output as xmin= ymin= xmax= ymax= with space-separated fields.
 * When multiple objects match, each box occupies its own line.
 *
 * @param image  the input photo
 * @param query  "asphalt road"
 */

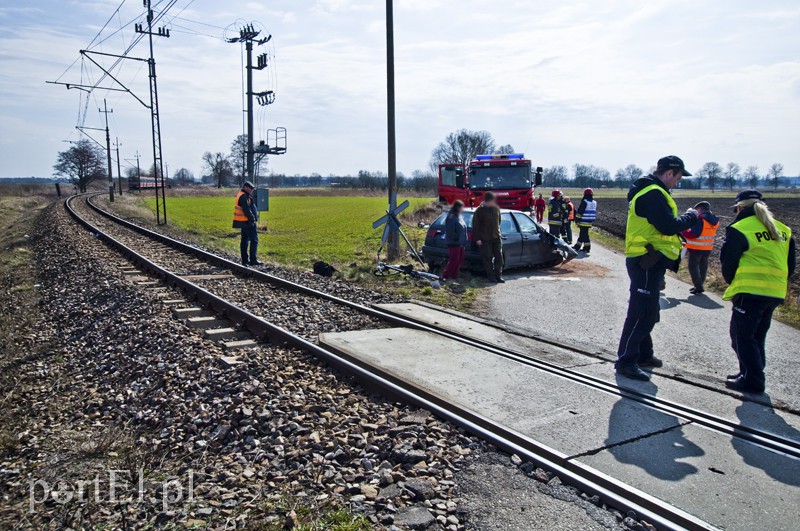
xmin=485 ymin=241 xmax=800 ymax=412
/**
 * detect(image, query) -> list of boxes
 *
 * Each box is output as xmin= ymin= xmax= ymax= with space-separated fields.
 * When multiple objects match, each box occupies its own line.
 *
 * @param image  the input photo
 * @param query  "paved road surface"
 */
xmin=486 ymin=241 xmax=800 ymax=412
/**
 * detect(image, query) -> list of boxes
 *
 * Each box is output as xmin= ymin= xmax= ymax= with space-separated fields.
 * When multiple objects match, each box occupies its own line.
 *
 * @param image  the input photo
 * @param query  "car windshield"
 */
xmin=470 ymin=165 xmax=531 ymax=190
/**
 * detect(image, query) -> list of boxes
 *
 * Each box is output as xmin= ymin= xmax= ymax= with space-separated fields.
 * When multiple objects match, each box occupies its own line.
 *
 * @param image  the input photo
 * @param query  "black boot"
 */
xmin=572 ymin=243 xmax=582 ymax=252
xmin=584 ymin=244 xmax=591 ymax=254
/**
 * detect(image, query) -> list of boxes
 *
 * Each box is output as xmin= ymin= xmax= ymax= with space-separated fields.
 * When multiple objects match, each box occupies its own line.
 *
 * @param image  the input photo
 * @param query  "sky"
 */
xmin=1 ymin=0 xmax=799 ymax=180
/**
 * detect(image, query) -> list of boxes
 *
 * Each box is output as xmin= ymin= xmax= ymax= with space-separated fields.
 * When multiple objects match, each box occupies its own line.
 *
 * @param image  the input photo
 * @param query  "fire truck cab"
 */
xmin=438 ymin=153 xmax=543 ymax=211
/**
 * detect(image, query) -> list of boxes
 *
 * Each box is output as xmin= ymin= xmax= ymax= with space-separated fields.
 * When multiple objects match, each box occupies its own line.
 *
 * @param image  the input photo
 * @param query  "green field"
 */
xmin=144 ymin=195 xmax=433 ymax=267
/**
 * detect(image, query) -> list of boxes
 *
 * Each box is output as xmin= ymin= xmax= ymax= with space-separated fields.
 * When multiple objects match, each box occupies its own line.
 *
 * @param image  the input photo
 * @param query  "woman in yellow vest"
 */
xmin=721 ymin=190 xmax=796 ymax=394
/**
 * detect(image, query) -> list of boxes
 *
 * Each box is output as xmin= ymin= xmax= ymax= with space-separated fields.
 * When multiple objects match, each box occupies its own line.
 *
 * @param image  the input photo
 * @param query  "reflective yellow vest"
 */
xmin=625 ymin=185 xmax=682 ymax=260
xmin=723 ymin=216 xmax=791 ymax=300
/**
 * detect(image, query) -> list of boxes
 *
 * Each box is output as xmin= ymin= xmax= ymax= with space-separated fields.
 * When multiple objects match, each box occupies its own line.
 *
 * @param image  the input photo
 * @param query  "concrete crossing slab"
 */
xmin=320 ymin=327 xmax=684 ymax=458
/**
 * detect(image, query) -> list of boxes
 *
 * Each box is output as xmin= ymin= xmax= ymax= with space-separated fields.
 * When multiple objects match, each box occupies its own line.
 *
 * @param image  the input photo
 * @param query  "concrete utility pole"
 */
xmin=135 ymin=0 xmax=170 ymax=224
xmin=99 ymin=99 xmax=115 ymax=202
xmin=228 ymin=25 xmax=268 ymax=185
xmin=114 ymin=137 xmax=123 ymax=196
xmin=385 ymin=0 xmax=399 ymax=259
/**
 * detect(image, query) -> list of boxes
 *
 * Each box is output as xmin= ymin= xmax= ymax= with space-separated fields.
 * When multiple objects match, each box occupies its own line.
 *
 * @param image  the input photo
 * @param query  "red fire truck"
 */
xmin=438 ymin=153 xmax=543 ymax=211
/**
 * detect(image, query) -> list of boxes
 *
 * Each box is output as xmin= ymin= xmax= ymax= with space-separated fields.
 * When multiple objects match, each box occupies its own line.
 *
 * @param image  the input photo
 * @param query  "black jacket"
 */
xmin=627 ymin=176 xmax=697 ymax=236
xmin=720 ymin=206 xmax=796 ymax=286
xmin=232 ymin=190 xmax=258 ymax=228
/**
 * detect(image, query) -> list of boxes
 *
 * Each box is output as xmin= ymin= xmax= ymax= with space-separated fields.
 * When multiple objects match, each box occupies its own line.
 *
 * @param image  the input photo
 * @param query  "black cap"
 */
xmin=242 ymin=181 xmax=255 ymax=189
xmin=656 ymin=155 xmax=692 ymax=176
xmin=733 ymin=189 xmax=762 ymax=205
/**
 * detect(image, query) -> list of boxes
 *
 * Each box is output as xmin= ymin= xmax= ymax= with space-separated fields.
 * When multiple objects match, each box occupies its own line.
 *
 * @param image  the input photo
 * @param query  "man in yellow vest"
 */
xmin=681 ymin=201 xmax=720 ymax=295
xmin=616 ymin=156 xmax=699 ymax=381
xmin=721 ymin=190 xmax=795 ymax=393
xmin=232 ymin=181 xmax=262 ymax=266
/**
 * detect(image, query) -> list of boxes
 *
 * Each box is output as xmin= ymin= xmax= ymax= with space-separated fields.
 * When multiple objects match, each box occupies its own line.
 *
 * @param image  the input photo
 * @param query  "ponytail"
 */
xmin=737 ymin=198 xmax=781 ymax=240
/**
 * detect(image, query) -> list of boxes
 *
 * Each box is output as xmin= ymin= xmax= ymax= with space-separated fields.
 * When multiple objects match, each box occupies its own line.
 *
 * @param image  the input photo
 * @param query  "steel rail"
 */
xmin=81 ymin=194 xmax=800 ymax=461
xmin=66 ymin=195 xmax=719 ymax=531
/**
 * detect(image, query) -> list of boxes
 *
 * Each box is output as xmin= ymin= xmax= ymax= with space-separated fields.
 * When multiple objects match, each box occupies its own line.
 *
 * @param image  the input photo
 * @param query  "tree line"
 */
xmin=52 ymin=129 xmax=794 ymax=193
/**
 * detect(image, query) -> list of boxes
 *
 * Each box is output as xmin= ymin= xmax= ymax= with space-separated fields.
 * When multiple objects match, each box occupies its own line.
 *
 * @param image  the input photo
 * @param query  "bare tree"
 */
xmin=697 ymin=162 xmax=723 ymax=191
xmin=230 ymin=134 xmax=248 ymax=184
xmin=543 ymin=165 xmax=568 ymax=187
xmin=614 ymin=164 xmax=643 ymax=188
xmin=53 ymin=140 xmax=106 ymax=193
xmin=743 ymin=166 xmax=760 ymax=188
xmin=723 ymin=162 xmax=740 ymax=190
xmin=429 ymin=129 xmax=496 ymax=171
xmin=202 ymin=152 xmax=234 ymax=188
xmin=495 ymin=144 xmax=515 ymax=155
xmin=173 ymin=168 xmax=195 ymax=185
xmin=768 ymin=163 xmax=784 ymax=190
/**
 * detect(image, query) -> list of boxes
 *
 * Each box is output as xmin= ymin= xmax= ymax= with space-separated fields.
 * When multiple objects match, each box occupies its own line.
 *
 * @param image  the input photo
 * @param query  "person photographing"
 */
xmin=472 ymin=192 xmax=504 ymax=283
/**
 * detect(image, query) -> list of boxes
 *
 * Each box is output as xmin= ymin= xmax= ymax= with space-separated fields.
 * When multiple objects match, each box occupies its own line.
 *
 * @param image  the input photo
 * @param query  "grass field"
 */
xmin=143 ymin=195 xmax=434 ymax=267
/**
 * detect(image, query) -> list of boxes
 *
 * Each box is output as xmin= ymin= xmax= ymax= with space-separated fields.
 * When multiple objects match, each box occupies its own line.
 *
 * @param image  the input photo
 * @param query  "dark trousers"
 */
xmin=443 ymin=246 xmax=466 ymax=280
xmin=616 ymin=257 xmax=667 ymax=368
xmin=240 ymin=224 xmax=258 ymax=263
xmin=730 ymin=295 xmax=780 ymax=389
xmin=687 ymin=250 xmax=710 ymax=290
xmin=563 ymin=221 xmax=573 ymax=243
xmin=479 ymin=239 xmax=503 ymax=280
xmin=577 ymin=226 xmax=591 ymax=246
xmin=548 ymin=224 xmax=561 ymax=236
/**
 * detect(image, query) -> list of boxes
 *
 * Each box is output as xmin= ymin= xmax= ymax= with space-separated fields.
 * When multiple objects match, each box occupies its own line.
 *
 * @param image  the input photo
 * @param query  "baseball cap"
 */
xmin=694 ymin=201 xmax=711 ymax=210
xmin=242 ymin=181 xmax=255 ymax=189
xmin=733 ymin=189 xmax=762 ymax=206
xmin=656 ymin=155 xmax=692 ymax=176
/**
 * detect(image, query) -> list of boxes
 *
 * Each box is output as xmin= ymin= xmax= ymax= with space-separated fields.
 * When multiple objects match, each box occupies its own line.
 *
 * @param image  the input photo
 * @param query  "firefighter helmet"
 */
xmin=552 ymin=189 xmax=561 ymax=197
xmin=583 ymin=188 xmax=594 ymax=196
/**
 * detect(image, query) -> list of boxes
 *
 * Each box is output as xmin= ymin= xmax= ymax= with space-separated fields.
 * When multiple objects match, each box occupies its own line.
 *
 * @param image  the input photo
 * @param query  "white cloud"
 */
xmin=0 ymin=0 xmax=798 ymax=179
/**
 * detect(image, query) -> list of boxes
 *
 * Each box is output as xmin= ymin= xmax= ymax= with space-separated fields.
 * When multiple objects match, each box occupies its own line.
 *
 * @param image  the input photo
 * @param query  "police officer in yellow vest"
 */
xmin=616 ymin=156 xmax=698 ymax=381
xmin=721 ymin=190 xmax=796 ymax=394
xmin=232 ymin=181 xmax=262 ymax=266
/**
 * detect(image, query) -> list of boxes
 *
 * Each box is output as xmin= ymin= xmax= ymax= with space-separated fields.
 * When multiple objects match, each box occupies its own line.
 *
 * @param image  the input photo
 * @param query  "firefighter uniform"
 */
xmin=563 ymin=198 xmax=575 ymax=243
xmin=547 ymin=192 xmax=564 ymax=236
xmin=232 ymin=182 xmax=260 ymax=266
xmin=615 ymin=159 xmax=696 ymax=381
xmin=574 ymin=189 xmax=597 ymax=253
xmin=721 ymin=190 xmax=796 ymax=393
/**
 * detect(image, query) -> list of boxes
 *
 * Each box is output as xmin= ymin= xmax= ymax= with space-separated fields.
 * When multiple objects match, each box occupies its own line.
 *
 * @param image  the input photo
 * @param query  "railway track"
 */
xmin=66 ymin=193 xmax=800 ymax=530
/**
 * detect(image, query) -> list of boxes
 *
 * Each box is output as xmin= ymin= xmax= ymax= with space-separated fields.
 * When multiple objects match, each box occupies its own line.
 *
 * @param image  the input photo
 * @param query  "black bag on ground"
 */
xmin=313 ymin=261 xmax=337 ymax=277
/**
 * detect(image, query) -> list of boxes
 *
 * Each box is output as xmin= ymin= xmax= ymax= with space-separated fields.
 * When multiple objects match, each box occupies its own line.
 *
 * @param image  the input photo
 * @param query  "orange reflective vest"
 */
xmin=233 ymin=190 xmax=251 ymax=224
xmin=685 ymin=218 xmax=719 ymax=251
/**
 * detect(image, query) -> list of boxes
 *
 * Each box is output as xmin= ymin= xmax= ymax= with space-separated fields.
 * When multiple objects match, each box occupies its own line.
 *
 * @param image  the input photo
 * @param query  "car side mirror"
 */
xmin=534 ymin=167 xmax=543 ymax=187
xmin=455 ymin=169 xmax=465 ymax=188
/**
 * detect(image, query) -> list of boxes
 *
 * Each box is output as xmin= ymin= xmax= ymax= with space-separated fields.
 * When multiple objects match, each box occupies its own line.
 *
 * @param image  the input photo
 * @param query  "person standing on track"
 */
xmin=682 ymin=201 xmax=720 ymax=295
xmin=442 ymin=200 xmax=468 ymax=282
xmin=721 ymin=190 xmax=796 ymax=394
xmin=547 ymin=190 xmax=564 ymax=237
xmin=232 ymin=181 xmax=262 ymax=267
xmin=472 ymin=192 xmax=505 ymax=283
xmin=534 ymin=193 xmax=546 ymax=223
xmin=615 ymin=156 xmax=698 ymax=381
xmin=573 ymin=188 xmax=597 ymax=254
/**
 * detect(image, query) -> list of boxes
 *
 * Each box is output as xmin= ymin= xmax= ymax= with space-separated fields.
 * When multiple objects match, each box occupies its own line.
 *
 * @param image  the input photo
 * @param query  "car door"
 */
xmin=513 ymin=212 xmax=547 ymax=265
xmin=500 ymin=212 xmax=523 ymax=267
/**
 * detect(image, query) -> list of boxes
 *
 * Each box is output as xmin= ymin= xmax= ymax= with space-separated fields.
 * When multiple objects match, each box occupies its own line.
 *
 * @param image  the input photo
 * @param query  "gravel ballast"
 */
xmin=0 ymin=200 xmax=643 ymax=530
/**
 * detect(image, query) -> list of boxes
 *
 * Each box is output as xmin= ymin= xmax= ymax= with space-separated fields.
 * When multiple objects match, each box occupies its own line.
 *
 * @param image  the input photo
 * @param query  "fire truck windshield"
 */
xmin=470 ymin=165 xmax=531 ymax=190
